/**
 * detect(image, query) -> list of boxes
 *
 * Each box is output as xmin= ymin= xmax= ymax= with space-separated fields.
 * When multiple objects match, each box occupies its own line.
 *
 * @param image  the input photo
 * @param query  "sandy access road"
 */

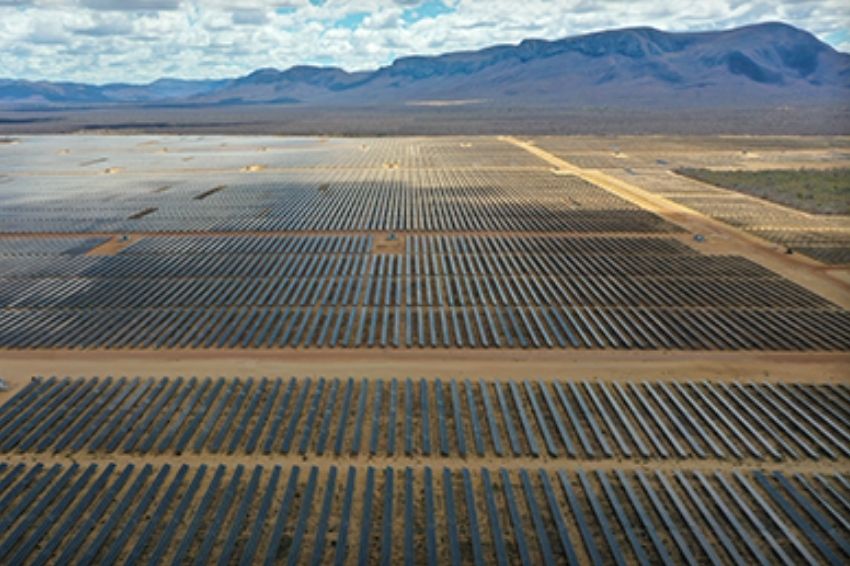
xmin=1 ymin=349 xmax=848 ymax=394
xmin=501 ymin=136 xmax=850 ymax=309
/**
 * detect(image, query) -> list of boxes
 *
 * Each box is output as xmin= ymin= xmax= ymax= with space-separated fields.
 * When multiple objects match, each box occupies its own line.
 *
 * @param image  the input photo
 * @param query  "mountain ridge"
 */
xmin=2 ymin=22 xmax=848 ymax=108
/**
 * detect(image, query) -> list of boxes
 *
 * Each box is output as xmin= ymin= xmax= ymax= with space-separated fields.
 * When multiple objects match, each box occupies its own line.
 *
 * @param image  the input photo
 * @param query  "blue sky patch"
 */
xmin=403 ymin=1 xmax=454 ymax=25
xmin=336 ymin=11 xmax=369 ymax=30
xmin=824 ymin=29 xmax=848 ymax=47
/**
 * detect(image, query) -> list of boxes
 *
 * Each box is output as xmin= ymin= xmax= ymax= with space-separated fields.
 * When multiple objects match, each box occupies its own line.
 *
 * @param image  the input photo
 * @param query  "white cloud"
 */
xmin=0 ymin=0 xmax=846 ymax=83
xmin=231 ymin=8 xmax=268 ymax=24
xmin=80 ymin=0 xmax=182 ymax=10
xmin=72 ymin=13 xmax=134 ymax=36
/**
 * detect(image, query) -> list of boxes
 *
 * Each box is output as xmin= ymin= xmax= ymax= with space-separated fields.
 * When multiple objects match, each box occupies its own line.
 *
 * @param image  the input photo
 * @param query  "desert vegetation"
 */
xmin=676 ymin=167 xmax=850 ymax=215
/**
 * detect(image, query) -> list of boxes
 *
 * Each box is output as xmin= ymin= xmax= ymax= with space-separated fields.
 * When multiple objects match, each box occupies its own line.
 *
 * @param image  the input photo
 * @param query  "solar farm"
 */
xmin=0 ymin=134 xmax=848 ymax=564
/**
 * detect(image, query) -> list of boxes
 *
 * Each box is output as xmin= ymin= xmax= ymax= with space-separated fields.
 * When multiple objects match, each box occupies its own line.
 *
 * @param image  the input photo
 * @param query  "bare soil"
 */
xmin=1 ymin=349 xmax=847 ymax=397
xmin=86 ymin=235 xmax=144 ymax=256
xmin=372 ymin=233 xmax=405 ymax=254
xmin=1 ymin=441 xmax=846 ymax=476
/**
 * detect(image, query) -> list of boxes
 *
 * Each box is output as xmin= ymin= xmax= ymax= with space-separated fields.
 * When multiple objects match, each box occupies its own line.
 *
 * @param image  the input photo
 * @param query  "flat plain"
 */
xmin=0 ymin=133 xmax=848 ymax=564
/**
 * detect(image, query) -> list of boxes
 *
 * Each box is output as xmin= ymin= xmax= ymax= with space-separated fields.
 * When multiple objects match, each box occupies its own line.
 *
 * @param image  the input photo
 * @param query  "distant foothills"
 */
xmin=2 ymin=22 xmax=848 ymax=109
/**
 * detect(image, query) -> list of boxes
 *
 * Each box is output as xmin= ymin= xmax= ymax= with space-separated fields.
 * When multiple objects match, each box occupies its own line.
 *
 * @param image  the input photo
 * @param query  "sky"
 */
xmin=1 ymin=0 xmax=848 ymax=84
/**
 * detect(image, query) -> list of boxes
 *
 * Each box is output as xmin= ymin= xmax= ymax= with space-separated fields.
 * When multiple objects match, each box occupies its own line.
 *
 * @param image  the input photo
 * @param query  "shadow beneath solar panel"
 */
xmin=127 ymin=208 xmax=158 ymax=220
xmin=194 ymin=186 xmax=226 ymax=201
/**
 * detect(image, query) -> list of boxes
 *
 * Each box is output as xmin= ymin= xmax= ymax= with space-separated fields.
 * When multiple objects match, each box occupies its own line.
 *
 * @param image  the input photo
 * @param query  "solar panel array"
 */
xmin=2 ymin=233 xmax=848 ymax=350
xmin=0 ymin=375 xmax=849 ymax=565
xmin=2 ymin=135 xmax=848 ymax=351
xmin=2 ymin=376 xmax=848 ymax=461
xmin=2 ymin=136 xmax=848 ymax=564
xmin=0 ymin=140 xmax=673 ymax=236
xmin=0 ymin=461 xmax=847 ymax=564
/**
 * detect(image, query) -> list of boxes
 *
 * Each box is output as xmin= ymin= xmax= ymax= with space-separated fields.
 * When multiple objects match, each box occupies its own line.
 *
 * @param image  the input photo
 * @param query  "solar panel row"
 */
xmin=2 ymin=234 xmax=846 ymax=350
xmin=1 ymin=376 xmax=847 ymax=460
xmin=0 ymin=462 xmax=847 ymax=565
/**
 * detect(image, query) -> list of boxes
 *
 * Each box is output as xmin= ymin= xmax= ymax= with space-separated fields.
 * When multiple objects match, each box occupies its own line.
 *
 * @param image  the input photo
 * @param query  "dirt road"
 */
xmin=501 ymin=135 xmax=850 ymax=309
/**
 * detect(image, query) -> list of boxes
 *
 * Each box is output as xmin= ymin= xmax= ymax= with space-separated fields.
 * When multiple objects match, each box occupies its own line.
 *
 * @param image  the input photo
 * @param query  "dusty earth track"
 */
xmin=1 ymin=349 xmax=848 ymax=392
xmin=502 ymin=136 xmax=850 ymax=309
xmin=1 ymin=450 xmax=847 ymax=477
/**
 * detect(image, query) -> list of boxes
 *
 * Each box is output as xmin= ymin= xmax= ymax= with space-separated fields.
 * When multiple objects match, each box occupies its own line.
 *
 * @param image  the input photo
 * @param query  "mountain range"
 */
xmin=2 ymin=22 xmax=848 ymax=109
